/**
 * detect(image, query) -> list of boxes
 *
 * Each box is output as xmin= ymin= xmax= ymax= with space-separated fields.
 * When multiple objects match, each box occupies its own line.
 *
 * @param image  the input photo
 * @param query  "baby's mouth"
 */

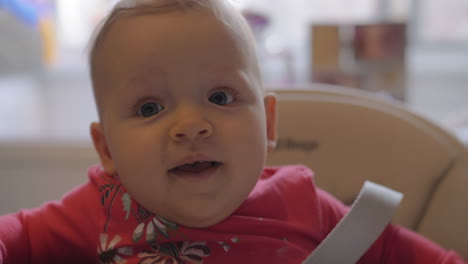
xmin=169 ymin=161 xmax=222 ymax=174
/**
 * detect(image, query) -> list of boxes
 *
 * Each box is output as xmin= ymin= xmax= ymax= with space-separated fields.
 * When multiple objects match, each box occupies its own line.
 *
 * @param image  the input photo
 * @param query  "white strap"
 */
xmin=302 ymin=181 xmax=403 ymax=264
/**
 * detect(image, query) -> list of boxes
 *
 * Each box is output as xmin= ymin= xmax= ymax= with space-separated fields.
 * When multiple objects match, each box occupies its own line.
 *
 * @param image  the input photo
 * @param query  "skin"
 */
xmin=90 ymin=8 xmax=277 ymax=228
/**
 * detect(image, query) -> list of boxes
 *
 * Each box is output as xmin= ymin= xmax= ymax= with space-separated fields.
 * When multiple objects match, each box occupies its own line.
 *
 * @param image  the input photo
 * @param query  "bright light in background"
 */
xmin=55 ymin=0 xmax=107 ymax=48
xmin=55 ymin=0 xmax=248 ymax=48
xmin=420 ymin=0 xmax=468 ymax=42
xmin=56 ymin=0 xmax=90 ymax=47
xmin=229 ymin=0 xmax=249 ymax=9
xmin=305 ymin=0 xmax=377 ymax=22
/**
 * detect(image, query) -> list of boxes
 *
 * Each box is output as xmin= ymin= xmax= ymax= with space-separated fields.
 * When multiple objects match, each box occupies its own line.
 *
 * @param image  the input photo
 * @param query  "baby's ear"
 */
xmin=90 ymin=122 xmax=117 ymax=176
xmin=264 ymin=93 xmax=277 ymax=152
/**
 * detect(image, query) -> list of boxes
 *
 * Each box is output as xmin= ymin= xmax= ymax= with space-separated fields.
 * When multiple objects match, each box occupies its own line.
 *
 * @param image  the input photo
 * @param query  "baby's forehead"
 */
xmin=97 ymin=10 xmax=252 ymax=67
xmin=94 ymin=3 xmax=257 ymax=68
xmin=90 ymin=0 xmax=262 ymax=106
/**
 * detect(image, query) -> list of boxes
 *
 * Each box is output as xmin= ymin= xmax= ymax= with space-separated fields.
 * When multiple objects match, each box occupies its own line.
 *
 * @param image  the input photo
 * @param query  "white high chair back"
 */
xmin=266 ymin=84 xmax=468 ymax=258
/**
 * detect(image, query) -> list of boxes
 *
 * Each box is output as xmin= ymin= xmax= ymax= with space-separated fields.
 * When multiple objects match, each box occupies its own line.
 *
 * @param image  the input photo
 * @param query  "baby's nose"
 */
xmin=169 ymin=118 xmax=213 ymax=142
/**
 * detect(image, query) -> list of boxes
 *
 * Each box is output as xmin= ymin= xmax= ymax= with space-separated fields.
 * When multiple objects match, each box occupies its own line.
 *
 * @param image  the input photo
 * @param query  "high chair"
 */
xmin=266 ymin=84 xmax=468 ymax=258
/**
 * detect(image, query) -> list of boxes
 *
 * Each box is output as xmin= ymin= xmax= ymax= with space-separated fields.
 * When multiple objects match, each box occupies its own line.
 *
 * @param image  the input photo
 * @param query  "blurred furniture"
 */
xmin=443 ymin=106 xmax=468 ymax=146
xmin=0 ymin=143 xmax=98 ymax=215
xmin=310 ymin=23 xmax=406 ymax=101
xmin=266 ymin=84 xmax=468 ymax=258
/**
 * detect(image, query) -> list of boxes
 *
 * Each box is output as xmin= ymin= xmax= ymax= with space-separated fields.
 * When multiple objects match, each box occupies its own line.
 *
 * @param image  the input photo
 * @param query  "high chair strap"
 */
xmin=302 ymin=181 xmax=403 ymax=264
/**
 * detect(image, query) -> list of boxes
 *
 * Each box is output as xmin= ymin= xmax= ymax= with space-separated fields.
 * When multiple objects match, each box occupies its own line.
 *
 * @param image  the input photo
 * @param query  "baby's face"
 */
xmin=91 ymin=9 xmax=276 ymax=227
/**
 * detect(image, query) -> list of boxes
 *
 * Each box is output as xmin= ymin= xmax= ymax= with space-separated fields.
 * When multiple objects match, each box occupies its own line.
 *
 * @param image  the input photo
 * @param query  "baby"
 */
xmin=0 ymin=0 xmax=466 ymax=263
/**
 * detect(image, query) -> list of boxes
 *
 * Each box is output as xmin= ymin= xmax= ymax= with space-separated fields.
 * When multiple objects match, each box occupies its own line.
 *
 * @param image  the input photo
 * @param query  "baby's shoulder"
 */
xmin=262 ymin=164 xmax=315 ymax=182
xmin=258 ymin=165 xmax=318 ymax=197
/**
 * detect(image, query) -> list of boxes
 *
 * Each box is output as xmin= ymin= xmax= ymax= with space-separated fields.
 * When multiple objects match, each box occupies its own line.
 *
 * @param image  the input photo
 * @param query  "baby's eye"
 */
xmin=137 ymin=102 xmax=164 ymax=117
xmin=209 ymin=91 xmax=234 ymax=105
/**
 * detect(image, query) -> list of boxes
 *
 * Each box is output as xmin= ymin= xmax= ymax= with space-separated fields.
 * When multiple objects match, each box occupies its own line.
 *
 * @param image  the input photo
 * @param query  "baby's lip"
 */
xmin=169 ymin=153 xmax=221 ymax=171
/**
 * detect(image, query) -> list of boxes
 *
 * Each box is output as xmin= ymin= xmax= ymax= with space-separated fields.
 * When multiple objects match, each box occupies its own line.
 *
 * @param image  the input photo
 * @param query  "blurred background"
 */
xmin=0 ymin=0 xmax=467 ymax=143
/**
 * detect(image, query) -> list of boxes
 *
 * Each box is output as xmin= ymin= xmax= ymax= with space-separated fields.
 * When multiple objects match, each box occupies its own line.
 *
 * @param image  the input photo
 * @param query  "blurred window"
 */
xmin=35 ymin=0 xmax=468 ymax=64
xmin=55 ymin=0 xmax=107 ymax=48
xmin=418 ymin=0 xmax=468 ymax=43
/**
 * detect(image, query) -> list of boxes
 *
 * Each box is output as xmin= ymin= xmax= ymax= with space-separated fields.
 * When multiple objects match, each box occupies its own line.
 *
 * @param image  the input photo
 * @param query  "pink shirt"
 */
xmin=0 ymin=165 xmax=465 ymax=263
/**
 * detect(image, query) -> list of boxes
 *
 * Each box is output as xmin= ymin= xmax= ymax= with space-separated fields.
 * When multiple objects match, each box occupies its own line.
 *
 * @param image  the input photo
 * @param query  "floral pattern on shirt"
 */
xmin=97 ymin=174 xmax=211 ymax=263
xmin=98 ymin=233 xmax=133 ymax=264
xmin=99 ymin=177 xmax=125 ymax=233
xmin=138 ymin=241 xmax=211 ymax=264
xmin=132 ymin=205 xmax=186 ymax=244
